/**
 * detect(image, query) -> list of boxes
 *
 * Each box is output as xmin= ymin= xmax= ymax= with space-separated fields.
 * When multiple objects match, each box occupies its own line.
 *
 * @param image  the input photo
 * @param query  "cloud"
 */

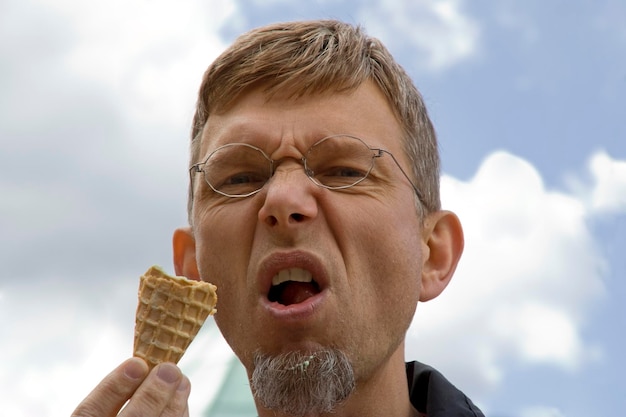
xmin=0 ymin=0 xmax=238 ymax=282
xmin=406 ymin=150 xmax=626 ymax=400
xmin=587 ymin=151 xmax=626 ymax=213
xmin=216 ymin=0 xmax=480 ymax=73
xmin=357 ymin=0 xmax=480 ymax=71
xmin=37 ymin=0 xmax=235 ymax=129
xmin=29 ymin=0 xmax=235 ymax=161
xmin=1 ymin=1 xmax=238 ymax=415
xmin=0 ymin=277 xmax=133 ymax=417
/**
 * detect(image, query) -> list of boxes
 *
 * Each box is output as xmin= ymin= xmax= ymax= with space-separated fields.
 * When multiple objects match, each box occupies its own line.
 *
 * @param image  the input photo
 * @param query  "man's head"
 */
xmin=174 ymin=19 xmax=463 ymax=416
xmin=187 ymin=19 xmax=441 ymax=221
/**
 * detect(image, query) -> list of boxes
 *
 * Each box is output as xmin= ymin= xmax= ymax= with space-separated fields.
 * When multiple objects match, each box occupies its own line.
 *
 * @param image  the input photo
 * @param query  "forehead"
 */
xmin=199 ymin=81 xmax=406 ymax=156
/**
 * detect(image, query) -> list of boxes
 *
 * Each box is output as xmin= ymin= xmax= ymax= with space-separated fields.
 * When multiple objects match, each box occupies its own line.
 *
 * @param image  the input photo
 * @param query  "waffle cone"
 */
xmin=133 ymin=265 xmax=217 ymax=369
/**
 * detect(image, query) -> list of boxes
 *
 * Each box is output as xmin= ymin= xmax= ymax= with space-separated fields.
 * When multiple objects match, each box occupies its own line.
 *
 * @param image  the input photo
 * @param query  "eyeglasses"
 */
xmin=189 ymin=134 xmax=424 ymax=202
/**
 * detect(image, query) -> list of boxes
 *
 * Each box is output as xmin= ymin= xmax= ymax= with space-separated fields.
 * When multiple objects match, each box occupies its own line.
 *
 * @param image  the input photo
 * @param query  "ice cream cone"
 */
xmin=133 ymin=265 xmax=217 ymax=369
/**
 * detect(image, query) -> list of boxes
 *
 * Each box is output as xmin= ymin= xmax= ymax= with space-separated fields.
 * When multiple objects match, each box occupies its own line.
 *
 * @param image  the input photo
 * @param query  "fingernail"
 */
xmin=177 ymin=376 xmax=191 ymax=392
xmin=157 ymin=363 xmax=181 ymax=384
xmin=124 ymin=358 xmax=148 ymax=380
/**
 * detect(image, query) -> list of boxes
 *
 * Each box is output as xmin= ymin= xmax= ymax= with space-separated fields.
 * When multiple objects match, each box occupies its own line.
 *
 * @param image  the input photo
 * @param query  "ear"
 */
xmin=419 ymin=210 xmax=464 ymax=302
xmin=173 ymin=227 xmax=200 ymax=281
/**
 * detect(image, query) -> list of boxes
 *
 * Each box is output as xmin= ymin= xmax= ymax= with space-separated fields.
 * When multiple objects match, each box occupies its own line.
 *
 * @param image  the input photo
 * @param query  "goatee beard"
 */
xmin=250 ymin=348 xmax=356 ymax=416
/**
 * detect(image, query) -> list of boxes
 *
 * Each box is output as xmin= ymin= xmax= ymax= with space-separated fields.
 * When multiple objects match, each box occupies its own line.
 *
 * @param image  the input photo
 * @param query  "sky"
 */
xmin=1 ymin=0 xmax=625 ymax=416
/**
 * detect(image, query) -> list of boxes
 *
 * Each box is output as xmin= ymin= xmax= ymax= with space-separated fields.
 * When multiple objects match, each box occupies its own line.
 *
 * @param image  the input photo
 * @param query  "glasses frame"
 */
xmin=189 ymin=134 xmax=424 ymax=203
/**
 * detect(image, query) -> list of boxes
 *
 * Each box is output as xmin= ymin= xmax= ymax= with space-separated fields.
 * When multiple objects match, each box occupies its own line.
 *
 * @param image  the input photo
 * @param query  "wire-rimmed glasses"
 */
xmin=189 ymin=134 xmax=424 ymax=203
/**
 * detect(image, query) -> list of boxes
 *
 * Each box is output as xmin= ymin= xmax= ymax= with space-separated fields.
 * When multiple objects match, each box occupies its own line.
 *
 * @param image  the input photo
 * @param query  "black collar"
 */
xmin=406 ymin=361 xmax=485 ymax=417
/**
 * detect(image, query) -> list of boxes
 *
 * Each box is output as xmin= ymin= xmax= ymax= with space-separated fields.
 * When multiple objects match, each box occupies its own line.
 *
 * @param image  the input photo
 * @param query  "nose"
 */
xmin=258 ymin=162 xmax=319 ymax=229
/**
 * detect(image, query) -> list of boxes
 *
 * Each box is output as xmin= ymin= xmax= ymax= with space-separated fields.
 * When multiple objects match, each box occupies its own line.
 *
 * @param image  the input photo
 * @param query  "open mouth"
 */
xmin=267 ymin=268 xmax=321 ymax=306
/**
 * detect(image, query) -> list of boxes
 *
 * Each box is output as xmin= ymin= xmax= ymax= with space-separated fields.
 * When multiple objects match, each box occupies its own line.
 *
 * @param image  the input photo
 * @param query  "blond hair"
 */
xmin=189 ymin=20 xmax=440 ymax=218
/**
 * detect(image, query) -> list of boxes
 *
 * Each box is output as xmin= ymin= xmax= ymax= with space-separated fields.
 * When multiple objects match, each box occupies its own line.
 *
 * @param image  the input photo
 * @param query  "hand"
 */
xmin=71 ymin=357 xmax=191 ymax=417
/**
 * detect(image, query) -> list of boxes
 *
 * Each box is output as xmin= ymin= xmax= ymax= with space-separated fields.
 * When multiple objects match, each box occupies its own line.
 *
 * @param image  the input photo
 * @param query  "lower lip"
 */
xmin=262 ymin=290 xmax=327 ymax=322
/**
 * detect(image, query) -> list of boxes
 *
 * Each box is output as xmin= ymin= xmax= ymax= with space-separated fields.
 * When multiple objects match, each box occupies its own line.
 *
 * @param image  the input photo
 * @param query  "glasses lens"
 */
xmin=305 ymin=135 xmax=376 ymax=189
xmin=203 ymin=143 xmax=272 ymax=196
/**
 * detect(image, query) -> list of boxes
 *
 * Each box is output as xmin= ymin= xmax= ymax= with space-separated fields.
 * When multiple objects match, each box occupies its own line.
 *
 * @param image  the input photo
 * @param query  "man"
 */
xmin=73 ymin=20 xmax=484 ymax=417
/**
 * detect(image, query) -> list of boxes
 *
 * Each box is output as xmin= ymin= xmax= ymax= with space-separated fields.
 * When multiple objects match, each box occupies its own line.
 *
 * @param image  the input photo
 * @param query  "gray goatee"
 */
xmin=250 ymin=348 xmax=356 ymax=416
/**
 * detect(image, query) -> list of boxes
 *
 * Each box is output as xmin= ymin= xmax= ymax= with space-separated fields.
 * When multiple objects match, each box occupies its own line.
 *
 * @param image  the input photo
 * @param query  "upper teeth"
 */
xmin=272 ymin=268 xmax=313 ymax=286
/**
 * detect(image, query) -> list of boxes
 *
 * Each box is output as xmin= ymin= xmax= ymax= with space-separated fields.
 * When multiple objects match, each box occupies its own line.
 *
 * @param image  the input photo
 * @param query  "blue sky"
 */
xmin=1 ymin=1 xmax=625 ymax=416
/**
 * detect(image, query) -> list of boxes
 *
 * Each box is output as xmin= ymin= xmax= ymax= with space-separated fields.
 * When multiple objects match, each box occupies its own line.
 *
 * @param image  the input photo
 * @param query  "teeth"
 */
xmin=271 ymin=268 xmax=313 ymax=286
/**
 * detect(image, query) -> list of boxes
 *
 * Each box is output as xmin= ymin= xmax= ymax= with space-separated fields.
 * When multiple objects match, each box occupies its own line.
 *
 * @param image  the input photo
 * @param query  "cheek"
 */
xmin=365 ymin=240 xmax=422 ymax=317
xmin=334 ymin=209 xmax=422 ymax=368
xmin=196 ymin=241 xmax=240 ymax=323
xmin=193 ymin=205 xmax=258 ymax=321
xmin=196 ymin=234 xmax=256 ymax=359
xmin=340 ymin=201 xmax=424 ymax=313
xmin=193 ymin=203 xmax=257 ymax=269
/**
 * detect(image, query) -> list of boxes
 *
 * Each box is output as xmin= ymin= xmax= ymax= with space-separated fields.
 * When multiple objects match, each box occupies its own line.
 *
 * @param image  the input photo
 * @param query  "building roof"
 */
xmin=203 ymin=355 xmax=257 ymax=417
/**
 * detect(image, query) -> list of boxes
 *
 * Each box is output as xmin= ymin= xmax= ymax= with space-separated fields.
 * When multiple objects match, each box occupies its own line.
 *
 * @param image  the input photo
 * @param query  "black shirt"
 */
xmin=406 ymin=361 xmax=485 ymax=416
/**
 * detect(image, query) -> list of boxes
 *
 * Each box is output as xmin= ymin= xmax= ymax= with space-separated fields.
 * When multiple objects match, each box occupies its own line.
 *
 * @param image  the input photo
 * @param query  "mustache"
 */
xmin=251 ymin=348 xmax=355 ymax=416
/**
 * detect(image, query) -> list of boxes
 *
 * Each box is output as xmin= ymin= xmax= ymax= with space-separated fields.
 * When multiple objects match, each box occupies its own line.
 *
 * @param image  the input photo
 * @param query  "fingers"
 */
xmin=72 ymin=357 xmax=149 ymax=417
xmin=160 ymin=375 xmax=191 ymax=417
xmin=119 ymin=362 xmax=189 ymax=417
xmin=72 ymin=359 xmax=191 ymax=417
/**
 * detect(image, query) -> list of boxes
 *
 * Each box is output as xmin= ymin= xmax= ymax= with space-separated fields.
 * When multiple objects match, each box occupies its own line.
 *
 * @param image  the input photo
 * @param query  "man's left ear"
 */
xmin=419 ymin=210 xmax=464 ymax=302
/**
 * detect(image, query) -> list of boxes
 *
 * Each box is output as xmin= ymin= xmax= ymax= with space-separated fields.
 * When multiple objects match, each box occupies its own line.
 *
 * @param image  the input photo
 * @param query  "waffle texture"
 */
xmin=133 ymin=265 xmax=217 ymax=368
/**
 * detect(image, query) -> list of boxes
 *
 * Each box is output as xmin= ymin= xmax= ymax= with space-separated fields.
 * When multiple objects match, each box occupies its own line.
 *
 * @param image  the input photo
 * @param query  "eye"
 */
xmin=215 ymin=170 xmax=269 ymax=194
xmin=202 ymin=143 xmax=272 ymax=196
xmin=311 ymin=163 xmax=369 ymax=188
xmin=321 ymin=166 xmax=367 ymax=178
xmin=223 ymin=172 xmax=265 ymax=185
xmin=304 ymin=135 xmax=377 ymax=188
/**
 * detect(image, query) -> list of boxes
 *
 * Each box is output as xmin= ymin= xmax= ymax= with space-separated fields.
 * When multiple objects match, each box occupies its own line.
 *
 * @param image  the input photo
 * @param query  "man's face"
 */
xmin=189 ymin=81 xmax=427 ymax=381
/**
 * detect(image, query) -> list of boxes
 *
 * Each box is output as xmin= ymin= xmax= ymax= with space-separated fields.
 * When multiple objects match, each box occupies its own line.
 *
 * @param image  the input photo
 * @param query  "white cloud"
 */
xmin=358 ymin=0 xmax=480 ymax=71
xmin=0 ymin=0 xmax=237 ymax=279
xmin=0 ymin=280 xmax=132 ymax=417
xmin=1 ymin=1 xmax=240 ymax=414
xmin=407 ymin=150 xmax=616 ymax=398
xmin=37 ymin=0 xmax=234 ymax=130
xmin=588 ymin=150 xmax=626 ymax=213
xmin=564 ymin=150 xmax=626 ymax=216
xmin=493 ymin=303 xmax=583 ymax=365
xmin=0 ymin=182 xmax=83 ymax=238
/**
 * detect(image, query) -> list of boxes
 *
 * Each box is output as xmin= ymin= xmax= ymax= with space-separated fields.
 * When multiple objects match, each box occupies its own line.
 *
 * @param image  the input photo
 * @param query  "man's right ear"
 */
xmin=173 ymin=227 xmax=200 ymax=281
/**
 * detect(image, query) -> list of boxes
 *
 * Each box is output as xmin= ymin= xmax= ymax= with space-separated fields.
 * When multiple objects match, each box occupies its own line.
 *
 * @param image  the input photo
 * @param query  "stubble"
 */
xmin=250 ymin=348 xmax=356 ymax=416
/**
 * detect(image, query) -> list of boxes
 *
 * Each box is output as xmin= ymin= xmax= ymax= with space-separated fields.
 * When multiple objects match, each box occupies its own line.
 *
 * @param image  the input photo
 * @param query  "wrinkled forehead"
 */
xmin=196 ymin=82 xmax=408 ymax=161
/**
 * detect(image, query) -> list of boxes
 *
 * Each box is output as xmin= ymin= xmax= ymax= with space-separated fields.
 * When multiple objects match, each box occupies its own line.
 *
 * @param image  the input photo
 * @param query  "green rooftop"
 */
xmin=203 ymin=356 xmax=257 ymax=417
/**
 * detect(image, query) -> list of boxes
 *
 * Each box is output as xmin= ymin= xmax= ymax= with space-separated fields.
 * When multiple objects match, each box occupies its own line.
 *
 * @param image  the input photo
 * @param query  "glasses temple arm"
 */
xmin=379 ymin=150 xmax=426 ymax=206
